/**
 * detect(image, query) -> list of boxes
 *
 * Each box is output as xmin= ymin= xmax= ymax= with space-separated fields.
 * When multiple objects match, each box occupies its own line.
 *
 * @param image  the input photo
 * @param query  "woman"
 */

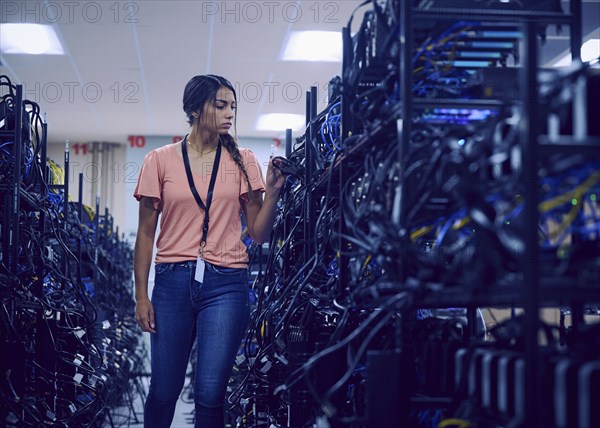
xmin=133 ymin=74 xmax=285 ymax=427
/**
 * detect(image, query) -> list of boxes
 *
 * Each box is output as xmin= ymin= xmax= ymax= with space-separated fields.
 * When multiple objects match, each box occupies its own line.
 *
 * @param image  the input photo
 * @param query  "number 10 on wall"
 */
xmin=128 ymin=135 xmax=146 ymax=148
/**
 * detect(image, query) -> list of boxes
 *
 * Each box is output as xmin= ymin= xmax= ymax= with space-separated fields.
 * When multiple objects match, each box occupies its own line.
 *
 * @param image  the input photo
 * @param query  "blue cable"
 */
xmin=413 ymin=21 xmax=480 ymax=66
xmin=435 ymin=209 xmax=466 ymax=249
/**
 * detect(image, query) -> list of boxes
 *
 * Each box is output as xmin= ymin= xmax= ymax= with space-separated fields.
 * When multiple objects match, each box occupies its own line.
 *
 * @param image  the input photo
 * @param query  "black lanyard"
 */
xmin=181 ymin=135 xmax=222 ymax=252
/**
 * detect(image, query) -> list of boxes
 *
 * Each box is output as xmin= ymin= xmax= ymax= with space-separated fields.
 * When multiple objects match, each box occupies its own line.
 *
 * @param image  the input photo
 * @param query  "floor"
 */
xmin=104 ymin=375 xmax=196 ymax=428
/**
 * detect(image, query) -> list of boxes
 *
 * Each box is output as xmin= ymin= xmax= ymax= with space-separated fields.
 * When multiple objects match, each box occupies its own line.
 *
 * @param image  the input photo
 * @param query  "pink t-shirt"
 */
xmin=134 ymin=143 xmax=266 ymax=268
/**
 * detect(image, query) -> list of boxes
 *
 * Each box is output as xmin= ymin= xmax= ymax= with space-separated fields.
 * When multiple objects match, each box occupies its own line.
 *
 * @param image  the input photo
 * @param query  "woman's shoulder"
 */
xmin=237 ymin=146 xmax=257 ymax=159
xmin=144 ymin=142 xmax=178 ymax=160
xmin=140 ymin=143 xmax=178 ymax=171
xmin=155 ymin=142 xmax=179 ymax=155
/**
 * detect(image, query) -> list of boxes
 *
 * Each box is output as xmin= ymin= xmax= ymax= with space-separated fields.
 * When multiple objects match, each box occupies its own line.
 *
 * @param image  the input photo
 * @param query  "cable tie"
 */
xmin=260 ymin=361 xmax=272 ymax=373
xmin=275 ymin=353 xmax=289 ymax=365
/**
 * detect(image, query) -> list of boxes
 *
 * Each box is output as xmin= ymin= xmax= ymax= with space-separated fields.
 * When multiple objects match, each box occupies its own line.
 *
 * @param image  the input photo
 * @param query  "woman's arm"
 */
xmin=244 ymin=159 xmax=285 ymax=244
xmin=134 ymin=196 xmax=160 ymax=333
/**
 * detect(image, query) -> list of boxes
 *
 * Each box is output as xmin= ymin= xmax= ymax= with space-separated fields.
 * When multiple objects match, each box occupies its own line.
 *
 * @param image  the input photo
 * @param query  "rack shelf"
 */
xmin=416 ymin=282 xmax=600 ymax=309
xmin=413 ymin=8 xmax=574 ymax=24
xmin=539 ymin=135 xmax=600 ymax=156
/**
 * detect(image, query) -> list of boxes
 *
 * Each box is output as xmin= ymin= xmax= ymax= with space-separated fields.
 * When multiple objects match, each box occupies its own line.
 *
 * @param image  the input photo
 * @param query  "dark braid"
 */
xmin=221 ymin=134 xmax=255 ymax=201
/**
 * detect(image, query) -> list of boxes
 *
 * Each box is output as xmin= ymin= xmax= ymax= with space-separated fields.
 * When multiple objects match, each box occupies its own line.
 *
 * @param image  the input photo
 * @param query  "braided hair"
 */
xmin=183 ymin=74 xmax=254 ymax=199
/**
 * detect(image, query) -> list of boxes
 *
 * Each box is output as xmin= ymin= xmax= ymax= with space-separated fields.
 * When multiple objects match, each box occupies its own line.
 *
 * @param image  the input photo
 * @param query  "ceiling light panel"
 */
xmin=282 ymin=31 xmax=342 ymax=62
xmin=1 ymin=23 xmax=64 ymax=55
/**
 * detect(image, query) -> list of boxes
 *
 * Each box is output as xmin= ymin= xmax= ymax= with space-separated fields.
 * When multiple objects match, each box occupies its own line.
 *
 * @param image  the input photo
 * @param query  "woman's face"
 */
xmin=198 ymin=86 xmax=236 ymax=134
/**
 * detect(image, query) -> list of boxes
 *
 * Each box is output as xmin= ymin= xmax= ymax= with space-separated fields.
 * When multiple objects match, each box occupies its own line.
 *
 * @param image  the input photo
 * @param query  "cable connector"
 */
xmin=274 ymin=353 xmax=289 ymax=365
xmin=272 ymin=156 xmax=303 ymax=177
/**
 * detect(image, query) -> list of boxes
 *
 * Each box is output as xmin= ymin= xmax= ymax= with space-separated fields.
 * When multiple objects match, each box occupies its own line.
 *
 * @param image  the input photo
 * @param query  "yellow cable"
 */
xmin=362 ymin=255 xmax=372 ymax=269
xmin=410 ymin=225 xmax=434 ymax=241
xmin=452 ymin=217 xmax=471 ymax=230
xmin=546 ymin=199 xmax=582 ymax=241
xmin=410 ymin=171 xmax=598 ymax=245
xmin=539 ymin=171 xmax=600 ymax=213
xmin=47 ymin=159 xmax=64 ymax=185
xmin=83 ymin=205 xmax=95 ymax=221
xmin=438 ymin=418 xmax=472 ymax=428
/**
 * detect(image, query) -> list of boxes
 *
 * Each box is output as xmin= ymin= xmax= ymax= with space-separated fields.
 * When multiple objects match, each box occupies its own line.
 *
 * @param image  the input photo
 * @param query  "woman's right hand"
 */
xmin=135 ymin=297 xmax=156 ymax=333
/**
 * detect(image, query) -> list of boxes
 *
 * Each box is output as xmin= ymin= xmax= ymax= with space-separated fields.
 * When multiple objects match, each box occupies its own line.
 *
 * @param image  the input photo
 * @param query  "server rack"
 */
xmin=0 ymin=77 xmax=144 ymax=426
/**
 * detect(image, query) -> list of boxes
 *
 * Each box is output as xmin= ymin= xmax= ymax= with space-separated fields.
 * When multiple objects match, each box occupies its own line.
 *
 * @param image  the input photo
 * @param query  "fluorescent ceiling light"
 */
xmin=282 ymin=31 xmax=342 ymax=62
xmin=552 ymin=38 xmax=600 ymax=67
xmin=0 ymin=23 xmax=64 ymax=55
xmin=257 ymin=114 xmax=305 ymax=132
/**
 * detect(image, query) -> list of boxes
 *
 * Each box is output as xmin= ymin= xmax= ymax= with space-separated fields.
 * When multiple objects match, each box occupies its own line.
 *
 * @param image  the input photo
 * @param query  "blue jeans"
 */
xmin=144 ymin=260 xmax=249 ymax=428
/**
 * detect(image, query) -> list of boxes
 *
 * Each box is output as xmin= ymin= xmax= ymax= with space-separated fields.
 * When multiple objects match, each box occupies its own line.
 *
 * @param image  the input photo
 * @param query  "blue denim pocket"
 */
xmin=154 ymin=263 xmax=171 ymax=275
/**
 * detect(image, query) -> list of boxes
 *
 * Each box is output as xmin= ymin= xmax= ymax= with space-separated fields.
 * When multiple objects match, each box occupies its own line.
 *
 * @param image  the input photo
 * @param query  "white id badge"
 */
xmin=195 ymin=257 xmax=205 ymax=283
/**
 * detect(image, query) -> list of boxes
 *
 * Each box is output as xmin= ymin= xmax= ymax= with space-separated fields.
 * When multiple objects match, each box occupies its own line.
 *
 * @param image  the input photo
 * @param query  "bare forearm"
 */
xmin=134 ymin=197 xmax=159 ymax=300
xmin=249 ymin=190 xmax=280 ymax=244
xmin=134 ymin=233 xmax=155 ymax=301
xmin=246 ymin=157 xmax=286 ymax=244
